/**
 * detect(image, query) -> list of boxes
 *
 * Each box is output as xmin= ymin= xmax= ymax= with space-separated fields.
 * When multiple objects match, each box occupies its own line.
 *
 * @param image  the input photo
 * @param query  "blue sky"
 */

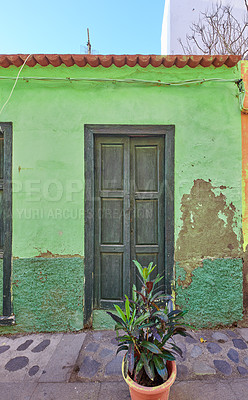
xmin=0 ymin=0 xmax=165 ymax=55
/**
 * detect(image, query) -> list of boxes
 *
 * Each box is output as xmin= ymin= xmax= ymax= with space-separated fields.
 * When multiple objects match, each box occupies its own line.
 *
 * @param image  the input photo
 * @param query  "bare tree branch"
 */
xmin=179 ymin=0 xmax=248 ymax=59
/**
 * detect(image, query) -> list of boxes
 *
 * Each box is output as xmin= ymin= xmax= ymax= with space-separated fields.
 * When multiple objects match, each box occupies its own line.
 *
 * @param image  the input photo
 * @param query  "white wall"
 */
xmin=161 ymin=0 xmax=246 ymax=55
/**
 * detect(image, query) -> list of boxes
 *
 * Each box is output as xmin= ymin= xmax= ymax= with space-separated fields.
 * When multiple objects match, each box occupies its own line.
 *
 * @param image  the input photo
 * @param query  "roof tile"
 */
xmin=187 ymin=55 xmax=203 ymax=68
xmin=213 ymin=55 xmax=228 ymax=67
xmin=200 ymin=56 xmax=216 ymax=67
xmin=0 ymin=54 xmax=241 ymax=69
xmin=113 ymin=55 xmax=126 ymax=67
xmin=35 ymin=55 xmax=49 ymax=67
xmin=174 ymin=56 xmax=188 ymax=68
xmin=60 ymin=55 xmax=75 ymax=67
xmin=162 ymin=56 xmax=178 ymax=68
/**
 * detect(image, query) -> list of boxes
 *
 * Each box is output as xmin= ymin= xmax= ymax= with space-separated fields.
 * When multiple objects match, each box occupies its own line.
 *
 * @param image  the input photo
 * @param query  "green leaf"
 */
xmin=150 ymin=291 xmax=163 ymax=302
xmin=153 ymin=311 xmax=168 ymax=322
xmin=115 ymin=322 xmax=124 ymax=331
xmin=130 ymin=308 xmax=136 ymax=325
xmin=132 ymin=284 xmax=137 ymax=302
xmin=116 ymin=345 xmax=128 ymax=355
xmin=141 ymin=340 xmax=162 ymax=354
xmin=124 ymin=353 xmax=128 ymax=378
xmin=170 ymin=343 xmax=183 ymax=357
xmin=139 ymin=321 xmax=158 ymax=329
xmin=114 ymin=305 xmax=126 ymax=323
xmin=106 ymin=311 xmax=125 ymax=326
xmin=160 ymin=351 xmax=176 ymax=361
xmin=125 ymin=296 xmax=130 ymax=321
xmin=133 ymin=260 xmax=144 ymax=279
xmin=173 ymin=327 xmax=187 ymax=337
xmin=149 ymin=359 xmax=155 ymax=379
xmin=153 ymin=356 xmax=168 ymax=380
xmin=117 ymin=335 xmax=134 ymax=342
xmin=148 ymin=262 xmax=153 ymax=270
xmin=133 ymin=312 xmax=150 ymax=327
xmin=135 ymin=358 xmax=144 ymax=375
xmin=161 ymin=331 xmax=174 ymax=346
xmin=148 ymin=263 xmax=156 ymax=276
xmin=143 ymin=267 xmax=148 ymax=280
xmin=141 ymin=353 xmax=154 ymax=381
xmin=168 ymin=310 xmax=185 ymax=318
xmin=153 ymin=274 xmax=163 ymax=286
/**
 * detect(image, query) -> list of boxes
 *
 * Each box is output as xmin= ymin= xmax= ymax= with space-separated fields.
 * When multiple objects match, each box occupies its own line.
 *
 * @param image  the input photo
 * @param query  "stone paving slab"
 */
xmin=169 ymin=379 xmax=238 ymax=400
xmin=30 ymin=382 xmax=101 ymax=400
xmin=0 ymin=382 xmax=37 ymax=400
xmin=238 ymin=328 xmax=248 ymax=342
xmin=0 ymin=333 xmax=63 ymax=382
xmin=98 ymin=381 xmax=130 ymax=400
xmin=39 ymin=332 xmax=86 ymax=383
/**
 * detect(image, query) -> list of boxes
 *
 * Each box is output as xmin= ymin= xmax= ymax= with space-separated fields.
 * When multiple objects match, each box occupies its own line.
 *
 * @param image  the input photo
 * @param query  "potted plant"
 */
xmin=107 ymin=260 xmax=190 ymax=400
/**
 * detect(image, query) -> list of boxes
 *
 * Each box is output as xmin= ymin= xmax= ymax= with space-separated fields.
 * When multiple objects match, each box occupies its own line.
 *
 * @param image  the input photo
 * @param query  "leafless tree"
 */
xmin=179 ymin=1 xmax=248 ymax=58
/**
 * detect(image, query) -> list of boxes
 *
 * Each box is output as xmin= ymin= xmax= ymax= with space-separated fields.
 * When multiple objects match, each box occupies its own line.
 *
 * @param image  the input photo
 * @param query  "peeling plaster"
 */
xmin=35 ymin=250 xmax=83 ymax=258
xmin=176 ymin=179 xmax=242 ymax=287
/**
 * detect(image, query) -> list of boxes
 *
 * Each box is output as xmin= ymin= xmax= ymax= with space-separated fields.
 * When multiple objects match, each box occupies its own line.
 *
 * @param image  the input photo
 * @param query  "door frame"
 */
xmin=0 ymin=122 xmax=13 ymax=325
xmin=84 ymin=125 xmax=175 ymax=327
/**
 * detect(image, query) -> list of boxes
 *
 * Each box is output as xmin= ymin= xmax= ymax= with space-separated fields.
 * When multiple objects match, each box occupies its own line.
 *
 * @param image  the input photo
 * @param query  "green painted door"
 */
xmin=94 ymin=135 xmax=165 ymax=309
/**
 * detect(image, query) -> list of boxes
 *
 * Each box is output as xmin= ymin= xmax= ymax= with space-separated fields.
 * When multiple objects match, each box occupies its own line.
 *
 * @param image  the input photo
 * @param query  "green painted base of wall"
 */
xmin=0 ymin=257 xmax=84 ymax=334
xmin=175 ymin=258 xmax=243 ymax=328
xmin=93 ymin=310 xmax=116 ymax=330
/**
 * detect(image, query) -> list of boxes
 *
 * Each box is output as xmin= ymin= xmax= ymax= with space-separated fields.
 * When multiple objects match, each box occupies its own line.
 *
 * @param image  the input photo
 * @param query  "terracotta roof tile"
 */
xmin=0 ymin=54 xmax=241 ymax=68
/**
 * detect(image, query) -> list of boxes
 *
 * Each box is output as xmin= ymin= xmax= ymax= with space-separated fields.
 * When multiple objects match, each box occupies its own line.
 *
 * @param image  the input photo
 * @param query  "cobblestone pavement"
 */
xmin=0 ymin=328 xmax=247 ymax=399
xmin=73 ymin=328 xmax=248 ymax=382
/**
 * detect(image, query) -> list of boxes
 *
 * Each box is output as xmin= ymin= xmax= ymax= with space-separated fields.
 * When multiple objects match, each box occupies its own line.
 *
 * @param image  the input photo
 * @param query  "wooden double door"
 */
xmin=94 ymin=135 xmax=166 ymax=309
xmin=84 ymin=125 xmax=174 ymax=324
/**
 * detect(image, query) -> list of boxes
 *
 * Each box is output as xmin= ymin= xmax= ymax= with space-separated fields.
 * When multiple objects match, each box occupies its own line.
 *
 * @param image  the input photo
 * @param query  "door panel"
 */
xmin=130 ymin=137 xmax=165 ymax=290
xmin=100 ymin=253 xmax=123 ymax=300
xmin=101 ymin=144 xmax=124 ymax=190
xmin=94 ymin=135 xmax=165 ymax=309
xmin=101 ymin=198 xmax=123 ymax=244
xmin=135 ymin=146 xmax=158 ymax=191
xmin=94 ymin=136 xmax=130 ymax=309
xmin=136 ymin=200 xmax=158 ymax=244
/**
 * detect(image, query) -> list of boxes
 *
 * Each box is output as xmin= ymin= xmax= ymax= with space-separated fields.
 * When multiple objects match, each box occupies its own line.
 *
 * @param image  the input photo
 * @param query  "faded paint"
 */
xmin=0 ymin=61 xmax=243 ymax=331
xmin=176 ymin=179 xmax=242 ymax=287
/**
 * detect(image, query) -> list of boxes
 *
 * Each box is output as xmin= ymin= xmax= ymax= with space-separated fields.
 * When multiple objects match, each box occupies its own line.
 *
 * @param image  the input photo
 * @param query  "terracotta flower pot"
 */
xmin=122 ymin=359 xmax=177 ymax=400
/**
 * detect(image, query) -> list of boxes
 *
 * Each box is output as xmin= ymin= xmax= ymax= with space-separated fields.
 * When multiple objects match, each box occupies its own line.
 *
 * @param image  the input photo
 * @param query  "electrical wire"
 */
xmin=0 ymin=70 xmax=246 ymax=112
xmin=0 ymin=75 xmax=239 ymax=86
xmin=0 ymin=54 xmax=32 ymax=117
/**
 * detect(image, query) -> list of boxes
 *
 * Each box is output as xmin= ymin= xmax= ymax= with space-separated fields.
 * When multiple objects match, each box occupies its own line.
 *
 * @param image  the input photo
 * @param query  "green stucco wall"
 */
xmin=176 ymin=259 xmax=243 ymax=328
xmin=0 ymin=62 xmax=243 ymax=332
